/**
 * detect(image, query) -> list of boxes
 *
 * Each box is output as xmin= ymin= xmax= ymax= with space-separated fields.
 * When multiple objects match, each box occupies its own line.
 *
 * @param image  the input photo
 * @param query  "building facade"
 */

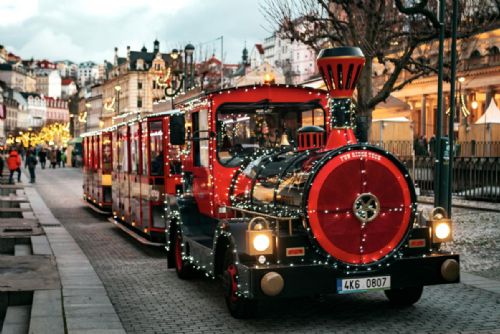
xmin=36 ymin=70 xmax=62 ymax=98
xmin=99 ymin=41 xmax=173 ymax=125
xmin=45 ymin=97 xmax=69 ymax=124
xmin=0 ymin=63 xmax=36 ymax=92
xmin=388 ymin=29 xmax=500 ymax=142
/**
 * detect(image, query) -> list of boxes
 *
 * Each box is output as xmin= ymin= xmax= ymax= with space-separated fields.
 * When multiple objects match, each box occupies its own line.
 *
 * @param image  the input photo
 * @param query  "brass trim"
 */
xmin=353 ymin=193 xmax=380 ymax=223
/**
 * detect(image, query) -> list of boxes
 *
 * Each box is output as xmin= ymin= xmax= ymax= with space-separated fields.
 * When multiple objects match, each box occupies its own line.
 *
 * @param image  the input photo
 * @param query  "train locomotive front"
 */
xmin=164 ymin=47 xmax=459 ymax=318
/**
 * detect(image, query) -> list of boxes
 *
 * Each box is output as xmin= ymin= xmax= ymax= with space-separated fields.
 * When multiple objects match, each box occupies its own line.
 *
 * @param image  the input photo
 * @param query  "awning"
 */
xmin=67 ymin=136 xmax=83 ymax=144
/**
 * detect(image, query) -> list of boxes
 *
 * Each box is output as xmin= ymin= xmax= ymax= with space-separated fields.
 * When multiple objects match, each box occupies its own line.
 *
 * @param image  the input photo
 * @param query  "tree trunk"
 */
xmin=355 ymin=56 xmax=374 ymax=143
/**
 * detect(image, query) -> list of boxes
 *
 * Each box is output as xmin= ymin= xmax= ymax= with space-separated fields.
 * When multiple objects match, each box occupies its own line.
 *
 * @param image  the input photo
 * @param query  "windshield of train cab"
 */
xmin=216 ymin=102 xmax=325 ymax=167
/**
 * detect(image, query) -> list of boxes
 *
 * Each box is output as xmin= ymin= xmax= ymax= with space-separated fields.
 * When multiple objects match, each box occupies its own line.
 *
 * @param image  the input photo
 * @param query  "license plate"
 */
xmin=337 ymin=276 xmax=391 ymax=294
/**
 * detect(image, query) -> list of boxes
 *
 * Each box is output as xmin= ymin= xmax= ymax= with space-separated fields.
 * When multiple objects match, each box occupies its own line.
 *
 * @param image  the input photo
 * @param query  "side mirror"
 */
xmin=169 ymin=114 xmax=185 ymax=145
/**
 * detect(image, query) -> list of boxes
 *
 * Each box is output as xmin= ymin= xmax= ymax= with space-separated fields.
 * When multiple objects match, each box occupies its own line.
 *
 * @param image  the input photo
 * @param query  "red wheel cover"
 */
xmin=307 ymin=150 xmax=412 ymax=265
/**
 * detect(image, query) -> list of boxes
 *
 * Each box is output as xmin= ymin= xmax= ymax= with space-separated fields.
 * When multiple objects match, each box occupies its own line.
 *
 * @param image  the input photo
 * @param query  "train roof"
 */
xmin=80 ymin=109 xmax=183 ymax=137
xmin=174 ymin=83 xmax=328 ymax=107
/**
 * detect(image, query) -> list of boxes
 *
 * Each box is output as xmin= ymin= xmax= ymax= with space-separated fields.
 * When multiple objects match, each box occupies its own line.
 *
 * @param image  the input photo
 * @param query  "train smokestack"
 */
xmin=317 ymin=47 xmax=365 ymax=149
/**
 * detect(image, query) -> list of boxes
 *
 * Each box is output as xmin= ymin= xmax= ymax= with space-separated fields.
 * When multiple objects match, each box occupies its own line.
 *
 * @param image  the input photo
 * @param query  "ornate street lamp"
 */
xmin=184 ymin=43 xmax=195 ymax=90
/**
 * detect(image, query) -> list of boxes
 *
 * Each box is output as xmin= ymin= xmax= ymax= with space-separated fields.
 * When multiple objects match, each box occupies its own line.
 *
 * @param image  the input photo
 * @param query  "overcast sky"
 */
xmin=0 ymin=0 xmax=273 ymax=64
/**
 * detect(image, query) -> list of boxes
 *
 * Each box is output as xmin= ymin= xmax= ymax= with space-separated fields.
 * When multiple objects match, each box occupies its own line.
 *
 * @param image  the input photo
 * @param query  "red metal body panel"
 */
xmin=307 ymin=150 xmax=412 ymax=264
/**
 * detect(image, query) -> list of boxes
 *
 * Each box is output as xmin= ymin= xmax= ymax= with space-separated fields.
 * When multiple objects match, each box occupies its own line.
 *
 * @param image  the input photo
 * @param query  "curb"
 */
xmin=24 ymin=185 xmax=126 ymax=334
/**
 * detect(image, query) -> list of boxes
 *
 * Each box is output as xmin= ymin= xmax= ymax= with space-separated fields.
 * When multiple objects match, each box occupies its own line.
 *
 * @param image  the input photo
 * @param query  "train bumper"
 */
xmin=239 ymin=253 xmax=459 ymax=299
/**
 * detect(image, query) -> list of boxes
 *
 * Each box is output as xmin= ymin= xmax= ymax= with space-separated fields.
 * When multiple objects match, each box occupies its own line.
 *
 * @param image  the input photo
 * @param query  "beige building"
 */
xmin=381 ymin=29 xmax=500 ymax=144
xmin=86 ymin=84 xmax=103 ymax=132
xmin=100 ymin=40 xmax=173 ymax=127
xmin=0 ymin=63 xmax=36 ymax=92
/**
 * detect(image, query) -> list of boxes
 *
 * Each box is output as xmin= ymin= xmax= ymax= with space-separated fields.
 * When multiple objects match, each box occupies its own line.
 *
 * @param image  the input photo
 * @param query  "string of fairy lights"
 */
xmin=156 ymin=86 xmax=422 ymax=300
xmin=89 ymin=83 xmax=432 ymax=301
xmin=5 ymin=123 xmax=71 ymax=148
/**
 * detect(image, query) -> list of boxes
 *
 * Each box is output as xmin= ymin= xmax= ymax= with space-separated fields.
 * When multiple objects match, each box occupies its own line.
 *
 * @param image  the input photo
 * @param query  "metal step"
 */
xmin=1 ymin=305 xmax=30 ymax=334
xmin=14 ymin=244 xmax=31 ymax=256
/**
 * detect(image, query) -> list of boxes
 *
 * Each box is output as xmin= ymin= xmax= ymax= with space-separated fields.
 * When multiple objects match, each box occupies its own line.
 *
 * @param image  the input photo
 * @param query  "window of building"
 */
xmin=138 ymin=81 xmax=142 ymax=90
xmin=137 ymin=97 xmax=142 ymax=108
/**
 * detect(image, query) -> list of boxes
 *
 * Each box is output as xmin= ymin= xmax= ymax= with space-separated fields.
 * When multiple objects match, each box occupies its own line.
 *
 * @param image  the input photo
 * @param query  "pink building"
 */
xmin=45 ymin=97 xmax=69 ymax=124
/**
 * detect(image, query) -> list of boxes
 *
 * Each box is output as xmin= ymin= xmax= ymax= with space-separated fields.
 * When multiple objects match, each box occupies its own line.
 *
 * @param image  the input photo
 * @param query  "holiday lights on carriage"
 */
xmin=80 ymin=45 xmax=459 ymax=318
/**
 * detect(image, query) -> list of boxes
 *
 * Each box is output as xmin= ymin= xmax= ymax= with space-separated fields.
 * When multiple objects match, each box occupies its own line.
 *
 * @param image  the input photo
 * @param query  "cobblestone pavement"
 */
xmin=33 ymin=167 xmax=500 ymax=334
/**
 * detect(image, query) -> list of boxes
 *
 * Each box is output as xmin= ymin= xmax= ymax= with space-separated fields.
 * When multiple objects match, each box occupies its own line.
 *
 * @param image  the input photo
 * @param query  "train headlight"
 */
xmin=246 ymin=217 xmax=273 ymax=256
xmin=253 ymin=234 xmax=270 ymax=252
xmin=431 ymin=207 xmax=453 ymax=243
xmin=435 ymin=222 xmax=451 ymax=240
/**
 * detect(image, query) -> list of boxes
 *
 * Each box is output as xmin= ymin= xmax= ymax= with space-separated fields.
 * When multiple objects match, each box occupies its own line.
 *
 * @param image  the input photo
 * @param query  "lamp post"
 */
xmin=164 ymin=44 xmax=195 ymax=102
xmin=184 ymin=44 xmax=195 ymax=91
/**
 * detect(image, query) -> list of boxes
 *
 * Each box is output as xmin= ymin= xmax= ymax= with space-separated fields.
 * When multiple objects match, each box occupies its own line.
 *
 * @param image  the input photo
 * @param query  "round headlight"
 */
xmin=435 ymin=222 xmax=451 ymax=240
xmin=253 ymin=234 xmax=270 ymax=252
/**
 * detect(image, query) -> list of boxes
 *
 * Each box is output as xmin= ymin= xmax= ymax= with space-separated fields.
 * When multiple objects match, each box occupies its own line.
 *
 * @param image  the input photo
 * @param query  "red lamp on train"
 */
xmin=317 ymin=46 xmax=365 ymax=149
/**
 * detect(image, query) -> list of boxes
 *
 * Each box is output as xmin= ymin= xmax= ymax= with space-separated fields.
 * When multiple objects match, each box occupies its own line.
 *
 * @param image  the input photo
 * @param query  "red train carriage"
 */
xmin=163 ymin=47 xmax=459 ymax=318
xmin=109 ymin=111 xmax=184 ymax=244
xmin=82 ymin=130 xmax=113 ymax=211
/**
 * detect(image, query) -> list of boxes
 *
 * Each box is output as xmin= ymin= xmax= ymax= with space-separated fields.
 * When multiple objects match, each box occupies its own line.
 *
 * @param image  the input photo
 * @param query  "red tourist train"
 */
xmin=82 ymin=47 xmax=459 ymax=318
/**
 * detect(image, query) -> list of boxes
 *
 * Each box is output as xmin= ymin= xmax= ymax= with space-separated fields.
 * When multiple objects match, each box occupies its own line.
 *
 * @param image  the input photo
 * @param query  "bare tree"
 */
xmin=262 ymin=0 xmax=500 ymax=140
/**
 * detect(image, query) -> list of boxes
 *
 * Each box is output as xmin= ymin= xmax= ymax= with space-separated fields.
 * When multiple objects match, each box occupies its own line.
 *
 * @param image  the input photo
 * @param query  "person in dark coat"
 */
xmin=56 ymin=149 xmax=62 ymax=168
xmin=25 ymin=150 xmax=37 ymax=183
xmin=49 ymin=149 xmax=57 ymax=169
xmin=0 ymin=153 xmax=4 ymax=177
xmin=38 ymin=148 xmax=47 ymax=169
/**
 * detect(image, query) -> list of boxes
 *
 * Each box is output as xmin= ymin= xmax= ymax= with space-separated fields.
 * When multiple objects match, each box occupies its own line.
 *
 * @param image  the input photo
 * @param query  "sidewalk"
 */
xmin=418 ymin=195 xmax=500 ymax=212
xmin=24 ymin=184 xmax=126 ymax=334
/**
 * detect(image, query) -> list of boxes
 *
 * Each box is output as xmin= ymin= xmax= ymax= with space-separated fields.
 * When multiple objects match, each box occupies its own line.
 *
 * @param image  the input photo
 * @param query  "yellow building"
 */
xmin=388 ymin=29 xmax=500 ymax=143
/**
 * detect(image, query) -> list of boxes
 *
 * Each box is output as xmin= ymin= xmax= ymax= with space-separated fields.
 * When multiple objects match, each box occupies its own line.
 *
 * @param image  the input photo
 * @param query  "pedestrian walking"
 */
xmin=49 ymin=149 xmax=57 ymax=169
xmin=38 ymin=148 xmax=47 ymax=169
xmin=56 ymin=148 xmax=62 ymax=168
xmin=0 ymin=152 xmax=4 ymax=177
xmin=7 ymin=149 xmax=22 ymax=184
xmin=25 ymin=149 xmax=37 ymax=183
xmin=61 ymin=149 xmax=66 ymax=168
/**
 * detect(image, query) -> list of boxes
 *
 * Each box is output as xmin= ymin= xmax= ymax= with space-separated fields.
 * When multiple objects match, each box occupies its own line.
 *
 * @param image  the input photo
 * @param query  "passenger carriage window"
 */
xmin=216 ymin=103 xmax=325 ymax=167
xmin=102 ymin=133 xmax=112 ymax=173
xmin=141 ymin=122 xmax=148 ymax=175
xmin=119 ymin=127 xmax=129 ymax=172
xmin=149 ymin=121 xmax=164 ymax=176
xmin=130 ymin=124 xmax=140 ymax=174
xmin=199 ymin=109 xmax=209 ymax=167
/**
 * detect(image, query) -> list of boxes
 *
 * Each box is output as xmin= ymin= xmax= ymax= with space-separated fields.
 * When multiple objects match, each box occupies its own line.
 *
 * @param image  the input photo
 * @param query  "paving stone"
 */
xmin=30 ymin=164 xmax=500 ymax=334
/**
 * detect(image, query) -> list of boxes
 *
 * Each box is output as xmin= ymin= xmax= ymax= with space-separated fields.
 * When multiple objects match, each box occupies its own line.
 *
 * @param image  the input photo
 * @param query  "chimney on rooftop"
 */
xmin=114 ymin=47 xmax=118 ymax=66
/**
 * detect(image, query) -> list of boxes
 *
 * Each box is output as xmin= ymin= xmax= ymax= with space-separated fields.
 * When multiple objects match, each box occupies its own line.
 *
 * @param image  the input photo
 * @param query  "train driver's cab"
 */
xmin=216 ymin=102 xmax=326 ymax=167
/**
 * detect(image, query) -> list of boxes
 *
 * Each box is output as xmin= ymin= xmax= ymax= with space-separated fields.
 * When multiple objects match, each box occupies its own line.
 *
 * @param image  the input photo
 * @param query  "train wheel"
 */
xmin=384 ymin=286 xmax=423 ymax=307
xmin=222 ymin=246 xmax=258 ymax=318
xmin=174 ymin=231 xmax=194 ymax=279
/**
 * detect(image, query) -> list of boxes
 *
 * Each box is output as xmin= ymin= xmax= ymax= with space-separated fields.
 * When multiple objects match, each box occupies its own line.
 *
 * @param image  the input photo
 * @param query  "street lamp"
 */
xmin=471 ymin=100 xmax=478 ymax=110
xmin=184 ymin=43 xmax=195 ymax=90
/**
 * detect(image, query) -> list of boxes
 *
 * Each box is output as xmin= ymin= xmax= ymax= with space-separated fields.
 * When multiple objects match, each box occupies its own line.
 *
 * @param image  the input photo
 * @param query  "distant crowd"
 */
xmin=0 ymin=145 xmax=67 ymax=184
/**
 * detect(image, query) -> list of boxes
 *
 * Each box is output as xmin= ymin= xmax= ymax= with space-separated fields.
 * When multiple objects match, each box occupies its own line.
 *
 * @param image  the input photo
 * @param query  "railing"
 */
xmin=400 ymin=157 xmax=500 ymax=202
xmin=370 ymin=141 xmax=500 ymax=158
xmin=456 ymin=141 xmax=500 ymax=157
xmin=370 ymin=141 xmax=414 ymax=158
